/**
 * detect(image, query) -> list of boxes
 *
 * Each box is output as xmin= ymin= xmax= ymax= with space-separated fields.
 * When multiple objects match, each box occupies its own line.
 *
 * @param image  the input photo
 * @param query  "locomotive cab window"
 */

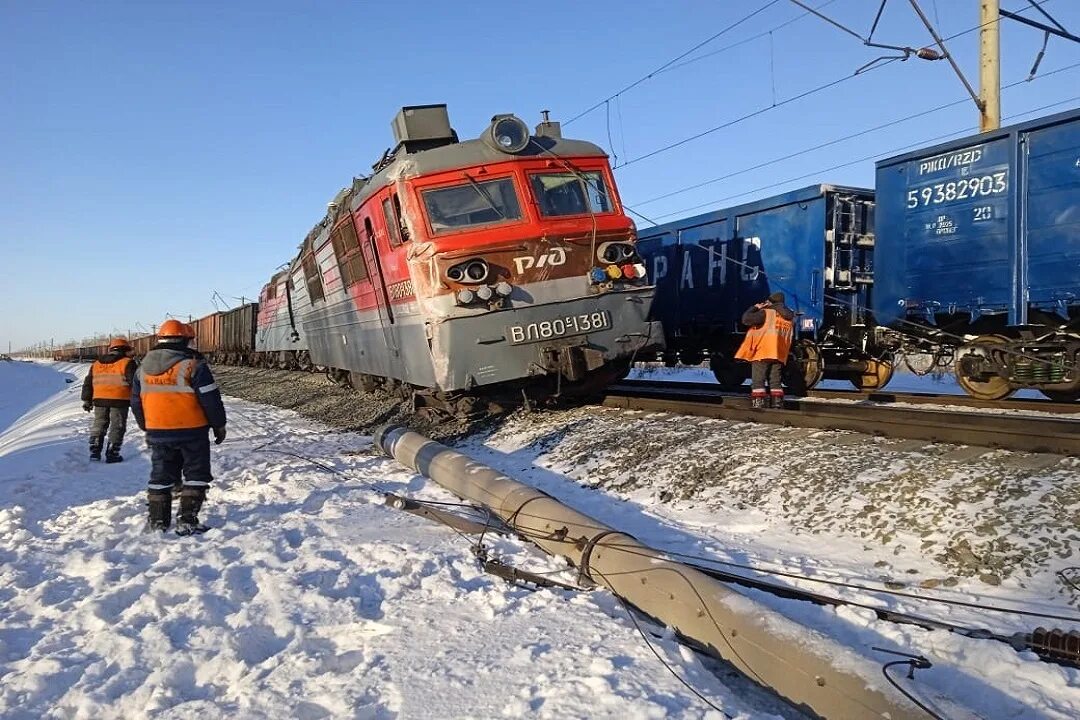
xmin=421 ymin=177 xmax=522 ymax=233
xmin=383 ymin=195 xmax=410 ymax=246
xmin=530 ymin=171 xmax=611 ymax=217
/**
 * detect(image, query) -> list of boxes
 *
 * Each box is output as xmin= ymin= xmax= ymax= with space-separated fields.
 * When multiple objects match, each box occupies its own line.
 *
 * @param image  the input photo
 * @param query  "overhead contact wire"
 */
xmin=563 ymin=0 xmax=784 ymax=126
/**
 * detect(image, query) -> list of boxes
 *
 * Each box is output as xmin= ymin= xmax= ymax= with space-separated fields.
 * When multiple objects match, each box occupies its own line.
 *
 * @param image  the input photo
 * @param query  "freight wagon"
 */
xmin=874 ymin=108 xmax=1080 ymax=401
xmin=191 ymin=313 xmax=222 ymax=357
xmin=219 ymin=303 xmax=259 ymax=365
xmin=636 ymin=184 xmax=892 ymax=390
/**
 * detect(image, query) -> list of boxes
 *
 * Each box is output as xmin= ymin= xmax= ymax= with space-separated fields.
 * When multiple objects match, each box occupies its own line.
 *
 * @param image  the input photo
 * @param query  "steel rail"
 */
xmin=603 ymin=382 xmax=1080 ymax=456
xmin=618 ymin=378 xmax=1080 ymax=414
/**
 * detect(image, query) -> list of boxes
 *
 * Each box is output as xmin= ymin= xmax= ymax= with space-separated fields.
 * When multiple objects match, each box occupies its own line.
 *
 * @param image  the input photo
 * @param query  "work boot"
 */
xmin=89 ymin=440 xmax=103 ymax=461
xmin=750 ymin=391 xmax=767 ymax=409
xmin=146 ymin=490 xmax=172 ymax=532
xmin=105 ymin=443 xmax=123 ymax=464
xmin=769 ymin=391 xmax=785 ymax=409
xmin=175 ymin=487 xmax=210 ymax=536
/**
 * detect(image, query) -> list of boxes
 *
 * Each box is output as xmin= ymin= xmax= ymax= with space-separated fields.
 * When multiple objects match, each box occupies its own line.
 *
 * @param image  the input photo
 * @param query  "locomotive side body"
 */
xmin=637 ymin=185 xmax=886 ymax=390
xmin=255 ymin=268 xmax=312 ymax=369
xmin=875 ymin=108 xmax=1080 ymax=400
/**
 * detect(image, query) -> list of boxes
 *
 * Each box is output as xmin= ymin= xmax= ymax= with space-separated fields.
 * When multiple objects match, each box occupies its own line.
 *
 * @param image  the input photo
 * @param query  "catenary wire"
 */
xmin=590 ymin=566 xmax=735 ymax=717
xmin=637 ymin=82 xmax=1080 ymax=222
xmin=563 ymin=0 xmax=784 ymax=126
xmin=629 ymin=60 xmax=1080 ymax=209
xmin=615 ymin=60 xmax=900 ymax=169
xmin=879 ymin=655 xmax=946 ymax=720
xmin=610 ymin=0 xmax=1057 ymax=170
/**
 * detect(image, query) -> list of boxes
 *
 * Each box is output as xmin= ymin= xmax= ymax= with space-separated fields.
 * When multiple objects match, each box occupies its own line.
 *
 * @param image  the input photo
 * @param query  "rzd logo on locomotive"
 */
xmin=513 ymin=247 xmax=567 ymax=274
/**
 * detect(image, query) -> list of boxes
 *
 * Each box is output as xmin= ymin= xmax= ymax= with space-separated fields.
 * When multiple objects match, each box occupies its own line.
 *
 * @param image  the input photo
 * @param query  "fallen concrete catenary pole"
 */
xmin=375 ymin=426 xmax=959 ymax=720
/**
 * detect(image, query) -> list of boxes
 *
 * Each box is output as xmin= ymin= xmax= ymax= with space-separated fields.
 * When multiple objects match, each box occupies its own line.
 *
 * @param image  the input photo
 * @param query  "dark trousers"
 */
xmin=90 ymin=405 xmax=128 ymax=449
xmin=148 ymin=434 xmax=213 ymax=492
xmin=750 ymin=361 xmax=783 ymax=392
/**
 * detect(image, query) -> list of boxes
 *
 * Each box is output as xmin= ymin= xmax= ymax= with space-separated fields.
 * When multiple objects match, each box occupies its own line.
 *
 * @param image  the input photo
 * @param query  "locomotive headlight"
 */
xmin=446 ymin=258 xmax=490 ymax=284
xmin=456 ymin=289 xmax=476 ymax=304
xmin=597 ymin=242 xmax=635 ymax=264
xmin=476 ymin=285 xmax=494 ymax=301
xmin=494 ymin=281 xmax=513 ymax=297
xmin=464 ymin=259 xmax=489 ymax=282
xmin=485 ymin=115 xmax=530 ymax=154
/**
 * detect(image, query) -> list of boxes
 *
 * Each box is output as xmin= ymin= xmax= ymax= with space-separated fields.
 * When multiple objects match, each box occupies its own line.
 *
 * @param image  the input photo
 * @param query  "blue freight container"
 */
xmin=637 ymin=184 xmax=892 ymax=390
xmin=874 ymin=108 xmax=1080 ymax=400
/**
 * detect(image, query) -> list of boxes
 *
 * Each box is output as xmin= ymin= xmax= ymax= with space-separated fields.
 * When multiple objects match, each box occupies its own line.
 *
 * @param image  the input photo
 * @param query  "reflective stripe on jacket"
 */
xmin=138 ymin=359 xmax=209 ymax=430
xmin=735 ymin=308 xmax=794 ymax=362
xmin=91 ymin=357 xmax=134 ymax=401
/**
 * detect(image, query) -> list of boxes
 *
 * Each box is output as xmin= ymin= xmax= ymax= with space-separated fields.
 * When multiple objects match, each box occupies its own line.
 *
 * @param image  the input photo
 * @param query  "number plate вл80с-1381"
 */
xmin=506 ymin=311 xmax=611 ymax=345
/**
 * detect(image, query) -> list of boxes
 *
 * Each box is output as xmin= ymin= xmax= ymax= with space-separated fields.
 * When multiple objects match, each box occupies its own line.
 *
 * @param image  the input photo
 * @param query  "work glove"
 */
xmin=82 ymin=401 xmax=93 ymax=412
xmin=213 ymin=426 xmax=227 ymax=445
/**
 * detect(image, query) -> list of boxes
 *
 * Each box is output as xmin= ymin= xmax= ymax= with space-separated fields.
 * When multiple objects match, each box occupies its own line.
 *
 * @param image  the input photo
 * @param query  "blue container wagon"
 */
xmin=874 ymin=107 xmax=1080 ymax=401
xmin=636 ymin=184 xmax=893 ymax=390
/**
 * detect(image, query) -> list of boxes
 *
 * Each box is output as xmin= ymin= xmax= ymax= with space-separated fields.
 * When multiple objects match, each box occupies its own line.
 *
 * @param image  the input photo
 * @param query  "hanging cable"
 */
xmin=874 ymin=649 xmax=945 ymax=720
xmin=614 ymin=0 xmax=1058 ymax=171
xmin=563 ymin=0 xmax=783 ymax=126
xmin=629 ymin=60 xmax=1079 ymax=208
xmin=616 ymin=62 xmax=897 ymax=169
xmin=636 ymin=80 xmax=1080 ymax=221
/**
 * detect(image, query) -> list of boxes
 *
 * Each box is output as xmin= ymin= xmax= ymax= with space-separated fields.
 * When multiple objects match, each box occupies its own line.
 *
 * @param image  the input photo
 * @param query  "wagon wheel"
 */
xmin=709 ymin=354 xmax=747 ymax=390
xmin=785 ymin=339 xmax=824 ymax=395
xmin=954 ymin=335 xmax=1015 ymax=400
xmin=851 ymin=353 xmax=895 ymax=390
xmin=1040 ymin=389 xmax=1080 ymax=403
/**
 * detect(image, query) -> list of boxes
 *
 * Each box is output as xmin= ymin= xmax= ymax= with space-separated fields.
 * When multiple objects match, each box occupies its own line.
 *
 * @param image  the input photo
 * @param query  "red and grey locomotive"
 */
xmin=256 ymin=104 xmax=661 ymax=411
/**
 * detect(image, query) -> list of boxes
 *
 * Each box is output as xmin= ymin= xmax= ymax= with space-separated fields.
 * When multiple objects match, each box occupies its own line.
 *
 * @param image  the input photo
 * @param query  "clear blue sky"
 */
xmin=3 ymin=0 xmax=1078 ymax=351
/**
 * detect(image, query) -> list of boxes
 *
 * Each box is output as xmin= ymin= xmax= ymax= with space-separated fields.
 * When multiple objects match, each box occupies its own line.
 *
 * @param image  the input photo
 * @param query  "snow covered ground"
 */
xmin=2 ymin=360 xmax=1079 ymax=718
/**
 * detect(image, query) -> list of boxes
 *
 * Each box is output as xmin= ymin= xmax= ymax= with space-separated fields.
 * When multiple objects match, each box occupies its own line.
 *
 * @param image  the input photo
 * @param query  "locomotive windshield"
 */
xmin=530 ymin=171 xmax=611 ymax=217
xmin=422 ymin=177 xmax=522 ymax=232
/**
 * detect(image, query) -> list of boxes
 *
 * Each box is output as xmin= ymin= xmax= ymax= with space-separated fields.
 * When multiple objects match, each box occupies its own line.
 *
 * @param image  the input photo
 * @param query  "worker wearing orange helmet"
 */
xmin=81 ymin=336 xmax=137 ymax=462
xmin=131 ymin=319 xmax=227 ymax=535
xmin=735 ymin=291 xmax=795 ymax=409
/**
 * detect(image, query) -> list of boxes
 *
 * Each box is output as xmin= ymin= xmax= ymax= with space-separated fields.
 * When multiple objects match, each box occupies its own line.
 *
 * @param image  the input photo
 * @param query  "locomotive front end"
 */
xmin=408 ymin=114 xmax=662 ymax=395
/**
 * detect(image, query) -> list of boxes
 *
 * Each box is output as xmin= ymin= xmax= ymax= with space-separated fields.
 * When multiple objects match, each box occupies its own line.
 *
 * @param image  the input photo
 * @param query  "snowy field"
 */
xmin=1 ymin=360 xmax=1079 ymax=719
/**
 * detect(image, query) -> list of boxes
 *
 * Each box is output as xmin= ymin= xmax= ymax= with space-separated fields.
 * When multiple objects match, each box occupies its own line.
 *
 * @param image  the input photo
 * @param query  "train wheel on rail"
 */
xmin=850 ymin=353 xmax=895 ymax=390
xmin=297 ymin=351 xmax=313 ymax=372
xmin=785 ymin=340 xmax=824 ymax=395
xmin=954 ymin=335 xmax=1015 ymax=400
xmin=1040 ymin=389 xmax=1080 ymax=402
xmin=709 ymin=355 xmax=747 ymax=390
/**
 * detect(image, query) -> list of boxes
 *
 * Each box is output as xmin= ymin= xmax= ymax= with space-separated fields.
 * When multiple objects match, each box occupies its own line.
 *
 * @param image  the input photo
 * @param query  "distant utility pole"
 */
xmin=980 ymin=0 xmax=1001 ymax=131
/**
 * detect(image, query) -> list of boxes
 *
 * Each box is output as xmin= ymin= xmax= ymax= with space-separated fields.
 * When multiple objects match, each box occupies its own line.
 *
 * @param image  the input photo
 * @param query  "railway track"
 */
xmin=622 ymin=379 xmax=1080 ymax=414
xmin=603 ymin=380 xmax=1080 ymax=456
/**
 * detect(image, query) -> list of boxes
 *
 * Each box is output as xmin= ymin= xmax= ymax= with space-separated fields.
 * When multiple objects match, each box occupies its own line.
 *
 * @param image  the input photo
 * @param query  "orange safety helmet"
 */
xmin=108 ymin=336 xmax=130 ymax=350
xmin=158 ymin=319 xmax=196 ymax=339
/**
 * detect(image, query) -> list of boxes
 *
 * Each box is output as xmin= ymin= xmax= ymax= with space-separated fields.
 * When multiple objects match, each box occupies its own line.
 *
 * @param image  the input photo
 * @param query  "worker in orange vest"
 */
xmin=81 ymin=337 xmax=137 ymax=462
xmin=131 ymin=320 xmax=227 ymax=535
xmin=735 ymin=291 xmax=795 ymax=409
